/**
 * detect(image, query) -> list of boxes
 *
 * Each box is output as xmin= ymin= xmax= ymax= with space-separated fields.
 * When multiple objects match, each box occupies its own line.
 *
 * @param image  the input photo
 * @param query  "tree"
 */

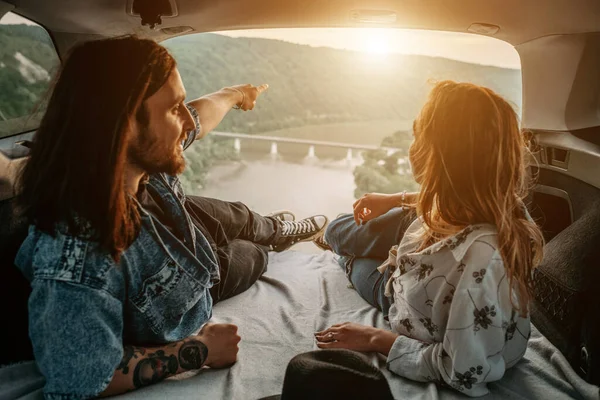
xmin=353 ymin=130 xmax=419 ymax=198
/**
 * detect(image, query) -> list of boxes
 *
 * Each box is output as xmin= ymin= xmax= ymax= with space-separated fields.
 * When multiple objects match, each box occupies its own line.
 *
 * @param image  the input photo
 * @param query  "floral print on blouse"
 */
xmin=379 ymin=219 xmax=530 ymax=397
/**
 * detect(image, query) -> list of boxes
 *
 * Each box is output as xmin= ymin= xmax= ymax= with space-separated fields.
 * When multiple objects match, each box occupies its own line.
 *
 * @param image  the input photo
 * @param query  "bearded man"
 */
xmin=15 ymin=36 xmax=327 ymax=399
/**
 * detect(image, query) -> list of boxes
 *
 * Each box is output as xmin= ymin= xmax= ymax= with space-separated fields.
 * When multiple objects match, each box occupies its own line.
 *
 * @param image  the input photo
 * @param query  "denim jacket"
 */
xmin=14 ymin=105 xmax=219 ymax=399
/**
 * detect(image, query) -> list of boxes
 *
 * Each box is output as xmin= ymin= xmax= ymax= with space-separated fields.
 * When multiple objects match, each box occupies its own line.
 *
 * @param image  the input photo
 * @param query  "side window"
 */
xmin=0 ymin=12 xmax=60 ymax=138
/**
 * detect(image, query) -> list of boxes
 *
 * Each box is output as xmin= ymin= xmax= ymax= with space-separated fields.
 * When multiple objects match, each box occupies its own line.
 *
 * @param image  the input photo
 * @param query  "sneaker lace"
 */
xmin=281 ymin=219 xmax=317 ymax=236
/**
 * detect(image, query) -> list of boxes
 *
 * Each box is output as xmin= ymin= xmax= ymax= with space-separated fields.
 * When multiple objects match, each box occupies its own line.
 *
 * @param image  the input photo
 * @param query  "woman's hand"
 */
xmin=353 ymin=193 xmax=398 ymax=225
xmin=315 ymin=322 xmax=399 ymax=356
xmin=353 ymin=191 xmax=418 ymax=225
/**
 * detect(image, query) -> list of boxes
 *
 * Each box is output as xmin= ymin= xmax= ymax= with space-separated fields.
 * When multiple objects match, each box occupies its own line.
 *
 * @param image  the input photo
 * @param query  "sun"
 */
xmin=361 ymin=29 xmax=392 ymax=55
xmin=367 ymin=40 xmax=390 ymax=54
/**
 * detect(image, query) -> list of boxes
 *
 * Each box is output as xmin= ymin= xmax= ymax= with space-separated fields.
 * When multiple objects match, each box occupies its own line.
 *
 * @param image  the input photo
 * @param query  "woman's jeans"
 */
xmin=324 ymin=208 xmax=416 ymax=317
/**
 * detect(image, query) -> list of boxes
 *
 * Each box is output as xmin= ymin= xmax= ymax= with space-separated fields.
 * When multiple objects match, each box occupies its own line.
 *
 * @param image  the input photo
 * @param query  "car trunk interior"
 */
xmin=0 ymin=0 xmax=599 ymax=390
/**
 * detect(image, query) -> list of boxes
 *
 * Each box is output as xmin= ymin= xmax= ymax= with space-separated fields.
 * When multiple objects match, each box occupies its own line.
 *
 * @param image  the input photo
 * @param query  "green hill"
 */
xmin=0 ymin=24 xmax=59 ymax=136
xmin=0 ymin=25 xmax=522 ymax=195
xmin=164 ymin=33 xmax=521 ymax=135
xmin=0 ymin=26 xmax=521 ymax=140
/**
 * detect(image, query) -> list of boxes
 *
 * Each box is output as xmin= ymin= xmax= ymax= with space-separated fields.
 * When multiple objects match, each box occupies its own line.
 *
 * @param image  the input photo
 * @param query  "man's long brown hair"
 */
xmin=18 ymin=36 xmax=176 ymax=260
xmin=409 ymin=81 xmax=544 ymax=316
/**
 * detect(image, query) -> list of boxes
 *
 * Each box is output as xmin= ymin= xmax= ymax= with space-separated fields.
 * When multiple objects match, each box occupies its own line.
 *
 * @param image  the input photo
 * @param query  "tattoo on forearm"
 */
xmin=118 ymin=340 xmax=207 ymax=389
xmin=133 ymin=350 xmax=178 ymax=388
xmin=117 ymin=346 xmax=146 ymax=374
xmin=178 ymin=339 xmax=208 ymax=370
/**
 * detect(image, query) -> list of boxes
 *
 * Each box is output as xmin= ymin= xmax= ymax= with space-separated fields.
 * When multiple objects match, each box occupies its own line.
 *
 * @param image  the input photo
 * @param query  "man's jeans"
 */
xmin=185 ymin=196 xmax=280 ymax=303
xmin=324 ymin=208 xmax=416 ymax=317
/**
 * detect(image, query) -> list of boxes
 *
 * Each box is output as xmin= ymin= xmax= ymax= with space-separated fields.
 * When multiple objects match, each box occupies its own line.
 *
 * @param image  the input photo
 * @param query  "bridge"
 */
xmin=211 ymin=131 xmax=403 ymax=160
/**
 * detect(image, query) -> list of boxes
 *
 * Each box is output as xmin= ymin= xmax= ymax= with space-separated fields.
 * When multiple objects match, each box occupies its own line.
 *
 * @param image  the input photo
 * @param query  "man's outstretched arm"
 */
xmin=101 ymin=323 xmax=240 ymax=397
xmin=187 ymin=84 xmax=268 ymax=139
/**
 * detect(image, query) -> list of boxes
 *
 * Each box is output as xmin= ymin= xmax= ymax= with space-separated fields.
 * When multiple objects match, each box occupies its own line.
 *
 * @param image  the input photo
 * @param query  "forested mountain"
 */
xmin=0 ymin=24 xmax=58 ymax=135
xmin=1 ymin=25 xmax=520 ymax=138
xmin=164 ymin=33 xmax=521 ymax=134
xmin=1 ymin=25 xmax=521 ymax=193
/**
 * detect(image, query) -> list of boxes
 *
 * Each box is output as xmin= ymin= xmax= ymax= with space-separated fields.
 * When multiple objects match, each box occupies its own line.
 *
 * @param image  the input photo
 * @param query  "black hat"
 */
xmin=260 ymin=349 xmax=394 ymax=400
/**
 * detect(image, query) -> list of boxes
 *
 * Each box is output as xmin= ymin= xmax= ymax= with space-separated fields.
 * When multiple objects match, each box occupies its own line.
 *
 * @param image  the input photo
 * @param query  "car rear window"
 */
xmin=160 ymin=29 xmax=521 ymax=248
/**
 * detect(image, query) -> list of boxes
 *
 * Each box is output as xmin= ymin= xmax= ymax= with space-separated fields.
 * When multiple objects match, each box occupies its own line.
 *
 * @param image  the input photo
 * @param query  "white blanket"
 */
xmin=2 ymin=251 xmax=599 ymax=400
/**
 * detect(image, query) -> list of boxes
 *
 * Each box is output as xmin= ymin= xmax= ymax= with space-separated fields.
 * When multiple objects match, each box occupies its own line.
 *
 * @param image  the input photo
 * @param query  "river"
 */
xmin=196 ymin=153 xmax=362 ymax=253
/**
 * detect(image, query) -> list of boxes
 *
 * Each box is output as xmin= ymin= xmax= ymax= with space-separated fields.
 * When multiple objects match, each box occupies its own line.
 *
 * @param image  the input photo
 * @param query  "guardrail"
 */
xmin=211 ymin=131 xmax=403 ymax=159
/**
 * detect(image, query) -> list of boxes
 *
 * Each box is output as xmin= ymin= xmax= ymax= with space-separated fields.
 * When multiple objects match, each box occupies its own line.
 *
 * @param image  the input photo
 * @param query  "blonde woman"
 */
xmin=315 ymin=81 xmax=544 ymax=397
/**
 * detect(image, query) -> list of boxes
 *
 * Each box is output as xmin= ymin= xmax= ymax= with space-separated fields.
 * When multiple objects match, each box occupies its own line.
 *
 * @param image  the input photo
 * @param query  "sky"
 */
xmin=2 ymin=12 xmax=521 ymax=69
xmin=219 ymin=28 xmax=521 ymax=69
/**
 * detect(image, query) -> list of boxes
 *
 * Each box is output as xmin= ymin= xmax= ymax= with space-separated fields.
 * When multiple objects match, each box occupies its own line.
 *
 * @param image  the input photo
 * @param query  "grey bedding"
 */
xmin=2 ymin=250 xmax=599 ymax=400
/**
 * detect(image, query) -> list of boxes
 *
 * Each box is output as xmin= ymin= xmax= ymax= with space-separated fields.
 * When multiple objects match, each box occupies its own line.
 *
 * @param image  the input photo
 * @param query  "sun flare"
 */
xmin=361 ymin=29 xmax=392 ymax=55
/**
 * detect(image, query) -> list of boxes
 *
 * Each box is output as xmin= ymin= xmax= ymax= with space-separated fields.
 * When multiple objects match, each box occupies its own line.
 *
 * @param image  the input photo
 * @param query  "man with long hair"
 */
xmin=14 ymin=36 xmax=327 ymax=398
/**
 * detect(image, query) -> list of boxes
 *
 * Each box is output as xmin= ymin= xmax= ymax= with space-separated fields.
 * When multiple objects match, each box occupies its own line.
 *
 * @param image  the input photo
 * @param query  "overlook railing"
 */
xmin=211 ymin=131 xmax=402 ymax=160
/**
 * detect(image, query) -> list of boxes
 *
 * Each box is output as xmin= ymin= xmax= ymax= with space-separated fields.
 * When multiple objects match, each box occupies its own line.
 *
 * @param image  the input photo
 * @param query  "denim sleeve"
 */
xmin=28 ymin=279 xmax=124 ymax=399
xmin=183 ymin=104 xmax=201 ymax=150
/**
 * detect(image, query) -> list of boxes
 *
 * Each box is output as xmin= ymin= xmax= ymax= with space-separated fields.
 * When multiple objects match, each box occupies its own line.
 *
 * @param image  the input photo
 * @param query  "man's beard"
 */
xmin=128 ymin=129 xmax=186 ymax=176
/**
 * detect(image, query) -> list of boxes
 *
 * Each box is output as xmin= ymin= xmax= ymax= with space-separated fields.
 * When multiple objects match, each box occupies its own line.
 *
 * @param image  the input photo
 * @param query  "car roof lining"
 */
xmin=4 ymin=0 xmax=600 ymax=46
